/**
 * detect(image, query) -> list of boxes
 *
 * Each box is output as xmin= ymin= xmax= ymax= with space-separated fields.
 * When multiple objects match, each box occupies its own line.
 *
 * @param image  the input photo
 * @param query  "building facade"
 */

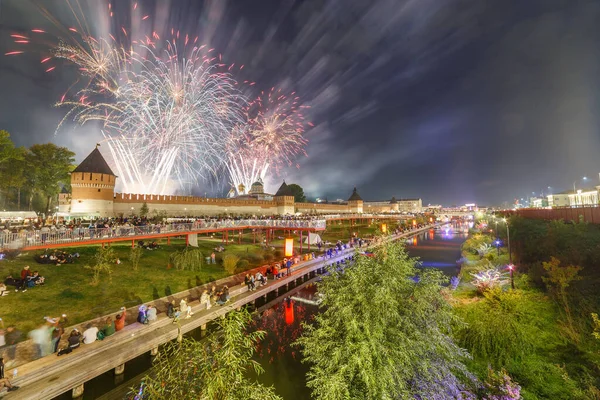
xmin=546 ymin=188 xmax=600 ymax=208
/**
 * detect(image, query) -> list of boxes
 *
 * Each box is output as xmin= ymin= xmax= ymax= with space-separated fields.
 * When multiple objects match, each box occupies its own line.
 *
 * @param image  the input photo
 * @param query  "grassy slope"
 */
xmin=454 ymin=230 xmax=600 ymax=399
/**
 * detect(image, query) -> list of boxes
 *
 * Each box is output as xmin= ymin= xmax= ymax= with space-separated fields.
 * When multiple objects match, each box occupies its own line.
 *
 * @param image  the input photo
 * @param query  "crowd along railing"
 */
xmin=0 ymin=219 xmax=327 ymax=250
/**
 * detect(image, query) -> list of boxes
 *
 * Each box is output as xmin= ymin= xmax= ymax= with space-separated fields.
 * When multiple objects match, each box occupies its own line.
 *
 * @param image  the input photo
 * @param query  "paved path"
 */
xmin=4 ymin=226 xmax=436 ymax=399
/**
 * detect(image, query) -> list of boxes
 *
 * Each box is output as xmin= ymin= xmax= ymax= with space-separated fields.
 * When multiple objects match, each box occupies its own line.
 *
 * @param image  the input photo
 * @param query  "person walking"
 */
xmin=211 ymin=252 xmax=216 ymax=264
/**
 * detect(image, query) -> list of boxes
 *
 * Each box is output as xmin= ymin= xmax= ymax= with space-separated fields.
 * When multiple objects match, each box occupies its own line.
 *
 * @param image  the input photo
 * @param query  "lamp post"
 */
xmin=503 ymin=218 xmax=515 ymax=289
xmin=508 ymin=263 xmax=515 ymax=290
xmin=573 ymin=176 xmax=588 ymax=206
xmin=495 ymin=238 xmax=501 ymax=256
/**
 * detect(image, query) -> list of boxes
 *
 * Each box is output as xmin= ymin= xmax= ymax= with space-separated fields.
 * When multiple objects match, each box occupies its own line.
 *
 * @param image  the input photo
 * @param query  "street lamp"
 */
xmin=502 ymin=218 xmax=512 ymax=264
xmin=502 ymin=217 xmax=516 ymax=289
xmin=494 ymin=238 xmax=501 ymax=256
xmin=573 ymin=176 xmax=588 ymax=206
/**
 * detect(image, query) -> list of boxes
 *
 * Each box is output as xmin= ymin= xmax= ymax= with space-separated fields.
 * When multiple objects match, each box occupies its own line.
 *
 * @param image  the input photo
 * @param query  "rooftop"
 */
xmin=348 ymin=187 xmax=363 ymax=201
xmin=72 ymin=147 xmax=115 ymax=176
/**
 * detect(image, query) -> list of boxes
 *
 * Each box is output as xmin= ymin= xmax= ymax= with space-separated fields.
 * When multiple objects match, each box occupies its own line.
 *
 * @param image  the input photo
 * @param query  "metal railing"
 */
xmin=0 ymin=219 xmax=327 ymax=250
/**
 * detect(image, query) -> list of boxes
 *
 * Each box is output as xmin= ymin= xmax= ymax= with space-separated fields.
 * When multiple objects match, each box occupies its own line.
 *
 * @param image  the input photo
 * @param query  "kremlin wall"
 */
xmin=63 ymin=147 xmax=422 ymax=217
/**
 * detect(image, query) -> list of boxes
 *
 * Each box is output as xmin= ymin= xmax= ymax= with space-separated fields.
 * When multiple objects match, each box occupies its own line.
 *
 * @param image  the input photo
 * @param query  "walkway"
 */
xmin=4 ymin=225 xmax=436 ymax=399
xmin=1 ymin=219 xmax=326 ymax=251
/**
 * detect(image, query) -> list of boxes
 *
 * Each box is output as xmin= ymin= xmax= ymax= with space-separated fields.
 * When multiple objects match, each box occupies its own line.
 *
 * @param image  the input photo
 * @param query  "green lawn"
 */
xmin=0 ymin=236 xmax=278 ymax=333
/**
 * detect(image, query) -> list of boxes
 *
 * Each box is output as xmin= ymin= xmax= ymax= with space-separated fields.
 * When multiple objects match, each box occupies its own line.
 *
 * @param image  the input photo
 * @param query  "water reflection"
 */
xmin=250 ymin=286 xmax=318 ymax=399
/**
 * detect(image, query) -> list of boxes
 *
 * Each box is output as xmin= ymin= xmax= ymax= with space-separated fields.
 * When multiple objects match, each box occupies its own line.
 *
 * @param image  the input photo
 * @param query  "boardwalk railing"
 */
xmin=0 ymin=219 xmax=327 ymax=250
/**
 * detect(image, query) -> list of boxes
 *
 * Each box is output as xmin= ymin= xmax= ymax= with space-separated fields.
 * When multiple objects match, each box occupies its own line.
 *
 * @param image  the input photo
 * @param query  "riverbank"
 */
xmin=450 ymin=218 xmax=600 ymax=399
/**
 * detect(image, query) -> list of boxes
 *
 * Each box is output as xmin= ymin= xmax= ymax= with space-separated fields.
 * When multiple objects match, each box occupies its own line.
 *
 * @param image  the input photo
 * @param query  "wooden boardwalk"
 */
xmin=4 ymin=226 xmax=435 ymax=400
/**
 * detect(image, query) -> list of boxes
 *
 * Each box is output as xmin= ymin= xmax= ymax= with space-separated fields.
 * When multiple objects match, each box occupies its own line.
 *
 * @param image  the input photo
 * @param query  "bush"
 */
xmin=470 ymin=268 xmax=509 ymax=293
xmin=274 ymin=250 xmax=283 ymax=258
xmin=244 ymin=253 xmax=263 ymax=264
xmin=455 ymin=289 xmax=534 ymax=366
xmin=170 ymin=248 xmax=203 ymax=271
xmin=483 ymin=368 xmax=520 ymax=400
xmin=129 ymin=246 xmax=143 ymax=271
xmin=237 ymin=259 xmax=249 ymax=270
xmin=263 ymin=253 xmax=274 ymax=263
xmin=223 ymin=254 xmax=240 ymax=275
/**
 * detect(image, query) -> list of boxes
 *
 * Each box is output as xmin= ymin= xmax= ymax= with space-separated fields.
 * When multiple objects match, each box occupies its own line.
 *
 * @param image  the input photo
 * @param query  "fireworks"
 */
xmin=7 ymin=1 xmax=311 ymax=195
xmin=227 ymin=87 xmax=310 ymax=195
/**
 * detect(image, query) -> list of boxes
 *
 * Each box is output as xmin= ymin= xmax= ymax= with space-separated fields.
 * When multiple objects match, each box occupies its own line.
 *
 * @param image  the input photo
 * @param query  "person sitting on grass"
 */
xmin=102 ymin=317 xmax=115 ymax=337
xmin=31 ymin=271 xmax=45 ymax=286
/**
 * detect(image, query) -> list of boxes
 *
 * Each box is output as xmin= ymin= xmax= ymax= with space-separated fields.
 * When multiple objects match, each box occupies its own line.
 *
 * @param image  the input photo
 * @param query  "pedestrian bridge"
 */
xmin=0 ymin=219 xmax=326 ymax=251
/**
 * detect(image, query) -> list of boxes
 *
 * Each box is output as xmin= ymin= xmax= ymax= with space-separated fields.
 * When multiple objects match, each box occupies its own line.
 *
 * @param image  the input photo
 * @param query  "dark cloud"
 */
xmin=1 ymin=0 xmax=599 ymax=205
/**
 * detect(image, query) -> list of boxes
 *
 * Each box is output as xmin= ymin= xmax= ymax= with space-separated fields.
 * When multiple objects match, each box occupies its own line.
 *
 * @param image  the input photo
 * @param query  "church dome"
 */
xmin=249 ymin=179 xmax=264 ymax=195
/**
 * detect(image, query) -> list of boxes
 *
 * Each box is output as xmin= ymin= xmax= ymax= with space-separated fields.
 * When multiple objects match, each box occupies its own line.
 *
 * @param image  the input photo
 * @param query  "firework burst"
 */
xmin=7 ymin=1 xmax=312 ymax=195
xmin=227 ymin=87 xmax=311 ymax=195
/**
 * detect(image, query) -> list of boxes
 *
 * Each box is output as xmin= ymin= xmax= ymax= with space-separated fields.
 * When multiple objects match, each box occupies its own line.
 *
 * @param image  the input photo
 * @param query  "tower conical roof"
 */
xmin=73 ymin=147 xmax=115 ymax=175
xmin=348 ymin=187 xmax=362 ymax=201
xmin=275 ymin=181 xmax=293 ymax=196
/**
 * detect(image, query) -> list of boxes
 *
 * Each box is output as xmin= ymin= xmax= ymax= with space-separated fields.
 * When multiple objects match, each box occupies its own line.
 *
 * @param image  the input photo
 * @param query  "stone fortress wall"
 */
xmin=68 ymin=147 xmax=421 ymax=217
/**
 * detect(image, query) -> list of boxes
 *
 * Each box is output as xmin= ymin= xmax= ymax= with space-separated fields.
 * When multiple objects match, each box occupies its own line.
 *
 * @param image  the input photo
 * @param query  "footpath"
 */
xmin=3 ymin=225 xmax=435 ymax=399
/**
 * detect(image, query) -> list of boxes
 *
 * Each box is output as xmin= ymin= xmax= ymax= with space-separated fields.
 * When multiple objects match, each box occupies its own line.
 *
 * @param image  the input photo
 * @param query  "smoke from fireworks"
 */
xmin=6 ymin=1 xmax=311 ymax=195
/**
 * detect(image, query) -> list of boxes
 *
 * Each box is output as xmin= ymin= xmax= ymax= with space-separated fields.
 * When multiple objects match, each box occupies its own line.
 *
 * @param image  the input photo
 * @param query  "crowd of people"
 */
xmin=2 ymin=266 xmax=45 ymax=293
xmin=35 ymin=250 xmax=79 ymax=265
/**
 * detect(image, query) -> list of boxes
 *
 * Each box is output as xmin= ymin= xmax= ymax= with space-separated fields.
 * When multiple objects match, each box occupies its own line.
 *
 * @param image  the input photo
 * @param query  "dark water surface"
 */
xmin=55 ymin=225 xmax=467 ymax=400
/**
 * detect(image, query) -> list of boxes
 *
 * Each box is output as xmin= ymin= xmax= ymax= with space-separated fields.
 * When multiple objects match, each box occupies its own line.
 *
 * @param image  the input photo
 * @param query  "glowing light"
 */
xmin=285 ymin=238 xmax=294 ymax=257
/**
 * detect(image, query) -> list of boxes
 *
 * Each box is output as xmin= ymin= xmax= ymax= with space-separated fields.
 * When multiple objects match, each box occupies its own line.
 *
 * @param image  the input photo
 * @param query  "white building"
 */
xmin=547 ymin=187 xmax=600 ymax=208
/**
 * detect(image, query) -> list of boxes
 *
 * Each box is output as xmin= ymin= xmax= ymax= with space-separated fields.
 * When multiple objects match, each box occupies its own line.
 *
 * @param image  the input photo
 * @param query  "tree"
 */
xmin=542 ymin=256 xmax=582 ymax=339
xmin=140 ymin=309 xmax=281 ymax=400
xmin=26 ymin=144 xmax=75 ymax=216
xmin=129 ymin=246 xmax=143 ymax=271
xmin=287 ymin=183 xmax=306 ymax=203
xmin=2 ymin=148 xmax=27 ymax=209
xmin=296 ymin=241 xmax=473 ymax=400
xmin=0 ymin=131 xmax=26 ymax=208
xmin=84 ymin=246 xmax=116 ymax=285
xmin=139 ymin=202 xmax=149 ymax=217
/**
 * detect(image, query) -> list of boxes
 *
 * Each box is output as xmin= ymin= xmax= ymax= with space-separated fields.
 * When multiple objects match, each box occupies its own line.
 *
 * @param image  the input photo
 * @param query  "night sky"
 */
xmin=1 ymin=0 xmax=600 ymax=206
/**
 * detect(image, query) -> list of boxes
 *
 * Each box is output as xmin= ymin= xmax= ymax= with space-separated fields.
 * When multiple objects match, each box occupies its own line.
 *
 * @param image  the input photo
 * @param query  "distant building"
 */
xmin=546 ymin=193 xmax=570 ymax=208
xmin=363 ymin=196 xmax=423 ymax=213
xmin=547 ymin=188 xmax=599 ymax=208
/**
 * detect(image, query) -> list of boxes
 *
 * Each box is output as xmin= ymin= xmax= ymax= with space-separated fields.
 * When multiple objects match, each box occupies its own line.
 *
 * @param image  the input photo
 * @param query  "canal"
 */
xmin=55 ymin=224 xmax=467 ymax=399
